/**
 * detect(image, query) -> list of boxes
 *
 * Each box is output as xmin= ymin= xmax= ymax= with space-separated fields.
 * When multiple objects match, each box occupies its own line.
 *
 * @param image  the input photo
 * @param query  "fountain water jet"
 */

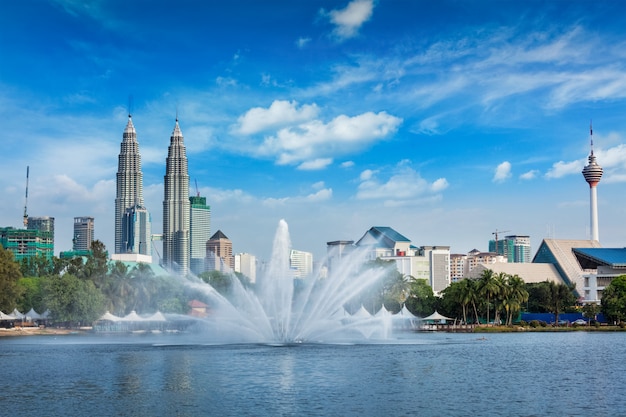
xmin=180 ymin=219 xmax=411 ymax=343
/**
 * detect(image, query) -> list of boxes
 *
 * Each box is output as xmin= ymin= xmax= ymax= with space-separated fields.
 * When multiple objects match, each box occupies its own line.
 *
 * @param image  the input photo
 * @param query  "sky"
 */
xmin=1 ymin=0 xmax=626 ymax=263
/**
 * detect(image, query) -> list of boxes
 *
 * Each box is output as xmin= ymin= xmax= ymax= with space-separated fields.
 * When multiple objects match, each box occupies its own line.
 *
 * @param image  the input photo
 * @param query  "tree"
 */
xmin=582 ymin=302 xmax=600 ymax=324
xmin=405 ymin=278 xmax=436 ymax=317
xmin=478 ymin=269 xmax=499 ymax=325
xmin=20 ymin=253 xmax=54 ymax=277
xmin=546 ymin=281 xmax=577 ymax=325
xmin=0 ymin=245 xmax=23 ymax=312
xmin=502 ymin=274 xmax=528 ymax=325
xmin=42 ymin=273 xmax=106 ymax=327
xmin=16 ymin=276 xmax=46 ymax=313
xmin=601 ymin=275 xmax=626 ymax=324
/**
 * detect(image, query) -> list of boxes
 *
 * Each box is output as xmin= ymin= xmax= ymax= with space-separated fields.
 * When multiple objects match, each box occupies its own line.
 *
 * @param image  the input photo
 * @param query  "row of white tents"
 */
xmin=334 ymin=304 xmax=453 ymax=323
xmin=0 ymin=308 xmax=50 ymax=322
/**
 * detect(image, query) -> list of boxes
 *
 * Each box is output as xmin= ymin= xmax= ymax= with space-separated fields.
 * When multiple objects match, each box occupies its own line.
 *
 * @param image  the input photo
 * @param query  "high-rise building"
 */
xmin=163 ymin=118 xmax=190 ymax=275
xmin=489 ymin=235 xmax=531 ymax=263
xmin=326 ymin=240 xmax=355 ymax=277
xmin=27 ymin=216 xmax=55 ymax=255
xmin=122 ymin=205 xmax=152 ymax=256
xmin=206 ymin=230 xmax=233 ymax=272
xmin=582 ymin=123 xmax=603 ymax=242
xmin=115 ymin=115 xmax=150 ymax=254
xmin=0 ymin=227 xmax=54 ymax=262
xmin=235 ymin=252 xmax=257 ymax=283
xmin=290 ymin=249 xmax=313 ymax=278
xmin=189 ymin=195 xmax=211 ymax=275
xmin=73 ymin=216 xmax=94 ymax=251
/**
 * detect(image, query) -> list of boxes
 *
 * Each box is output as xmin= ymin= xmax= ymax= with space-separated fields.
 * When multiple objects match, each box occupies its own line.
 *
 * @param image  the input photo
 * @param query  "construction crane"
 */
xmin=492 ymin=229 xmax=510 ymax=255
xmin=195 ymin=178 xmax=200 ymax=197
xmin=23 ymin=166 xmax=29 ymax=228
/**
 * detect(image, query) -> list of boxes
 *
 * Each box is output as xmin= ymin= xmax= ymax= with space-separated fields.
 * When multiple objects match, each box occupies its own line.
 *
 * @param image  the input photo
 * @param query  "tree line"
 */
xmin=4 ymin=242 xmax=626 ymax=327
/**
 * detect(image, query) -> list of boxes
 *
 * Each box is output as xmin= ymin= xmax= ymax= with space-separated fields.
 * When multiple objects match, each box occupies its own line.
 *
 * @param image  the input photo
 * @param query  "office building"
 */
xmin=235 ymin=252 xmax=257 ymax=283
xmin=206 ymin=230 xmax=233 ymax=272
xmin=163 ymin=119 xmax=190 ymax=275
xmin=122 ymin=205 xmax=152 ymax=257
xmin=115 ymin=115 xmax=151 ymax=254
xmin=489 ymin=235 xmax=531 ymax=263
xmin=290 ymin=249 xmax=313 ymax=278
xmin=189 ymin=195 xmax=211 ymax=275
xmin=73 ymin=216 xmax=94 ymax=251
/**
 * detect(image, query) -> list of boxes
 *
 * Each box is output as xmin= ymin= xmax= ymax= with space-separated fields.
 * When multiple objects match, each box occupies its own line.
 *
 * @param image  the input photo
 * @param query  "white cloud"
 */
xmin=297 ymin=158 xmax=333 ymax=170
xmin=356 ymin=163 xmax=447 ymax=205
xmin=296 ymin=37 xmax=311 ymax=49
xmin=323 ymin=0 xmax=374 ymax=40
xmin=520 ymin=170 xmax=539 ymax=180
xmin=304 ymin=188 xmax=333 ymax=202
xmin=493 ymin=161 xmax=512 ymax=183
xmin=312 ymin=181 xmax=326 ymax=190
xmin=235 ymin=100 xmax=319 ymax=135
xmin=259 ymin=111 xmax=402 ymax=166
xmin=360 ymin=169 xmax=376 ymax=181
xmin=431 ymin=178 xmax=449 ymax=192
xmin=545 ymin=159 xmax=584 ymax=179
xmin=341 ymin=161 xmax=355 ymax=168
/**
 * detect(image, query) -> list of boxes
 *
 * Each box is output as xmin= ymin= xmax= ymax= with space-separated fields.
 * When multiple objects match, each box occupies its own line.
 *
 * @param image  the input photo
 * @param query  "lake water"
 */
xmin=1 ymin=331 xmax=624 ymax=416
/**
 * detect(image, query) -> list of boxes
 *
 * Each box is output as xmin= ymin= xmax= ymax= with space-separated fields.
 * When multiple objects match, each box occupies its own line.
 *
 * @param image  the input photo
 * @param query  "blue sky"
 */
xmin=2 ymin=0 xmax=626 ymax=262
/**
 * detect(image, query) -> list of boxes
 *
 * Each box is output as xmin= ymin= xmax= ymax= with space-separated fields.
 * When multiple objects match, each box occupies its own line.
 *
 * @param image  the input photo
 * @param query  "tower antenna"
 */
xmin=590 ymin=119 xmax=593 ymax=154
xmin=128 ymin=94 xmax=134 ymax=117
xmin=23 ymin=166 xmax=29 ymax=228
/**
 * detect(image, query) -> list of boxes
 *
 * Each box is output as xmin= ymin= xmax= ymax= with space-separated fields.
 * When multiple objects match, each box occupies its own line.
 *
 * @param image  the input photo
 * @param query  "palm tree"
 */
xmin=547 ymin=281 xmax=576 ymax=325
xmin=478 ymin=269 xmax=499 ymax=325
xmin=493 ymin=272 xmax=508 ymax=325
xmin=504 ymin=274 xmax=528 ymax=325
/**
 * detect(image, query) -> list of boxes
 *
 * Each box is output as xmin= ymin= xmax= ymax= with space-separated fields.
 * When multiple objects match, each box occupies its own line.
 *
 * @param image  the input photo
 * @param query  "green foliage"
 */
xmin=19 ymin=253 xmax=54 ymax=277
xmin=346 ymin=259 xmax=409 ymax=313
xmin=601 ymin=275 xmax=626 ymax=324
xmin=0 ymin=244 xmax=23 ymax=312
xmin=42 ymin=274 xmax=106 ymax=326
xmin=405 ymin=278 xmax=436 ymax=317
xmin=16 ymin=276 xmax=45 ymax=312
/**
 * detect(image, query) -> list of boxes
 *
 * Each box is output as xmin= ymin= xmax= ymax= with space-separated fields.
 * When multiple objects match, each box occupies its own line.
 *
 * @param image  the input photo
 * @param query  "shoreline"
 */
xmin=0 ymin=327 xmax=88 ymax=337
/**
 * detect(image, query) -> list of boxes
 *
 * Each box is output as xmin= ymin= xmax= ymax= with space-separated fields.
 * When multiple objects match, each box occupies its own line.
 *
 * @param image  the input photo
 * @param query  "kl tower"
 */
xmin=582 ymin=122 xmax=603 ymax=241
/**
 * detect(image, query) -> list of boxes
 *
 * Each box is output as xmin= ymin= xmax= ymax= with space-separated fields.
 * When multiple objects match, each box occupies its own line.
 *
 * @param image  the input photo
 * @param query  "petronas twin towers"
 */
xmin=114 ymin=115 xmax=190 ymax=275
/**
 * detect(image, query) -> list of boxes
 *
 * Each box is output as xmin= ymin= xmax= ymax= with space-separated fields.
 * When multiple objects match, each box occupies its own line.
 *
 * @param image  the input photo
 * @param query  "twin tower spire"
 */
xmin=114 ymin=115 xmax=190 ymax=275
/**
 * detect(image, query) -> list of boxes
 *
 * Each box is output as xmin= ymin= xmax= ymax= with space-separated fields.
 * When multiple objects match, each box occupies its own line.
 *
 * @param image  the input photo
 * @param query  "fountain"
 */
xmin=179 ymin=219 xmax=415 ymax=343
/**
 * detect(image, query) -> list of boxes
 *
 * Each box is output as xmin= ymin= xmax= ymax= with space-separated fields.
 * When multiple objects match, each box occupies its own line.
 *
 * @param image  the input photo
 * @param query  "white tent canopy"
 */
xmin=144 ymin=311 xmax=167 ymax=322
xmin=12 ymin=309 xmax=25 ymax=319
xmin=121 ymin=311 xmax=143 ymax=322
xmin=26 ymin=308 xmax=43 ymax=320
xmin=422 ymin=311 xmax=453 ymax=322
xmin=99 ymin=311 xmax=122 ymax=322
xmin=0 ymin=311 xmax=16 ymax=320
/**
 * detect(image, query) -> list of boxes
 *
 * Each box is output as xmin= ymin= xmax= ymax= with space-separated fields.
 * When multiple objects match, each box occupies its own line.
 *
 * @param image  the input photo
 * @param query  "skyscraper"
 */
xmin=163 ymin=118 xmax=190 ymax=275
xmin=122 ymin=205 xmax=152 ymax=256
xmin=189 ymin=195 xmax=211 ymax=275
xmin=115 ymin=115 xmax=150 ymax=254
xmin=582 ymin=123 xmax=603 ymax=242
xmin=489 ymin=235 xmax=531 ymax=263
xmin=73 ymin=216 xmax=94 ymax=251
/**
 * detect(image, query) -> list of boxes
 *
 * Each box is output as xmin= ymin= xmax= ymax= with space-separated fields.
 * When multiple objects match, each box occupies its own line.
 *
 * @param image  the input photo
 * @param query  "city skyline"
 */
xmin=2 ymin=1 xmax=626 ymax=262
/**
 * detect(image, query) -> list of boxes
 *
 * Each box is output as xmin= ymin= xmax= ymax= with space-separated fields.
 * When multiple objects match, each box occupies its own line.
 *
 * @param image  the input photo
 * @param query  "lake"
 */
xmin=1 ymin=331 xmax=624 ymax=416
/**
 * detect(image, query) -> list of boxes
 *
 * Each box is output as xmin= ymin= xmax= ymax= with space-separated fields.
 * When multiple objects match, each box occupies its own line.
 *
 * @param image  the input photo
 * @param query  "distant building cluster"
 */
xmin=2 ymin=121 xmax=624 ymax=304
